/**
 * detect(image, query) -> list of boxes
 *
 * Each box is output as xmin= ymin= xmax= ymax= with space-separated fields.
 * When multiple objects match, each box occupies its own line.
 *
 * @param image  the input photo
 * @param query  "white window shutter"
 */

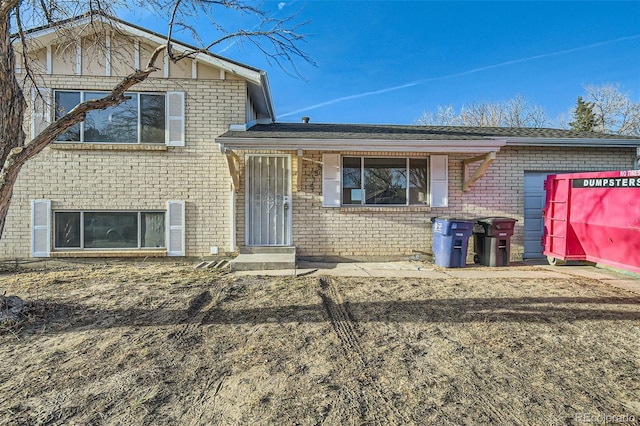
xmin=322 ymin=153 xmax=341 ymax=207
xmin=31 ymin=88 xmax=52 ymax=139
xmin=430 ymin=155 xmax=448 ymax=207
xmin=166 ymin=200 xmax=185 ymax=256
xmin=166 ymin=92 xmax=185 ymax=146
xmin=31 ymin=199 xmax=51 ymax=257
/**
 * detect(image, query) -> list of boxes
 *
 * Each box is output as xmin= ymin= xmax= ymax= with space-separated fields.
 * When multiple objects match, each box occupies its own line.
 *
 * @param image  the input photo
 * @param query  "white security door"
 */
xmin=245 ymin=155 xmax=292 ymax=246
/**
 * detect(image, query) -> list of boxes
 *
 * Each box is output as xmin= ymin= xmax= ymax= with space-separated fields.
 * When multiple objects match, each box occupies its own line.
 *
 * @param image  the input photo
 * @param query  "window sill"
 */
xmin=50 ymin=143 xmax=168 ymax=151
xmin=51 ymin=250 xmax=167 ymax=258
xmin=338 ymin=206 xmax=432 ymax=213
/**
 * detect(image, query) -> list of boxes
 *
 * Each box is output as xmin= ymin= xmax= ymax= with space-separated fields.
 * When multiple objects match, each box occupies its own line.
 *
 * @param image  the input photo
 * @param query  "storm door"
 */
xmin=245 ymin=155 xmax=292 ymax=246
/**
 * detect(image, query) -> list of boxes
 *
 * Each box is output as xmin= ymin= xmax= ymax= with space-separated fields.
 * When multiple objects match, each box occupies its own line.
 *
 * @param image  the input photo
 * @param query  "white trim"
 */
xmin=15 ymin=53 xmax=22 ymax=74
xmin=163 ymin=53 xmax=169 ymax=78
xmin=166 ymin=91 xmax=185 ymax=146
xmin=230 ymin=189 xmax=236 ymax=252
xmin=218 ymin=137 xmax=505 ymax=153
xmin=46 ymin=45 xmax=52 ymax=74
xmin=31 ymin=199 xmax=51 ymax=257
xmin=31 ymin=87 xmax=51 ymax=139
xmin=191 ymin=59 xmax=197 ymax=79
xmin=75 ymin=40 xmax=82 ymax=75
xmin=322 ymin=153 xmax=341 ymax=207
xmin=166 ymin=200 xmax=186 ymax=256
xmin=220 ymin=69 xmax=226 ymax=80
xmin=430 ymin=155 xmax=449 ymax=207
xmin=134 ymin=40 xmax=140 ymax=70
xmin=229 ymin=120 xmax=257 ymax=132
xmin=504 ymin=137 xmax=640 ymax=147
xmin=105 ymin=33 xmax=111 ymax=76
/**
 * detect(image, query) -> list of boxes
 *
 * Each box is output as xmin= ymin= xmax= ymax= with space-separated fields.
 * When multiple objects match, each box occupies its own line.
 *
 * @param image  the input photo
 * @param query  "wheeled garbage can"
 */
xmin=473 ymin=217 xmax=517 ymax=267
xmin=431 ymin=217 xmax=476 ymax=268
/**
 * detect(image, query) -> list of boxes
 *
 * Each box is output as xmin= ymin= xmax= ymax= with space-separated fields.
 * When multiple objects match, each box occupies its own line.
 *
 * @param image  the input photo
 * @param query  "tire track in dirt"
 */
xmin=169 ymin=282 xmax=236 ymax=342
xmin=318 ymin=277 xmax=408 ymax=424
xmin=170 ymin=283 xmax=237 ymax=424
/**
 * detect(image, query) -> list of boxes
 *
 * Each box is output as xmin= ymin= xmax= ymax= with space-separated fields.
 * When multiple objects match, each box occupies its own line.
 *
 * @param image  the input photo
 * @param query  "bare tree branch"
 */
xmin=584 ymin=83 xmax=640 ymax=135
xmin=417 ymin=95 xmax=548 ymax=128
xmin=0 ymin=0 xmax=313 ymax=239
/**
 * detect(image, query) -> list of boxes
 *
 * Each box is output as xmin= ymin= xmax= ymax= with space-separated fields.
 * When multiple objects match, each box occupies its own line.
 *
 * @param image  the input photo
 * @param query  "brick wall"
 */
xmin=235 ymin=147 xmax=635 ymax=260
xmin=0 ymin=75 xmax=245 ymax=259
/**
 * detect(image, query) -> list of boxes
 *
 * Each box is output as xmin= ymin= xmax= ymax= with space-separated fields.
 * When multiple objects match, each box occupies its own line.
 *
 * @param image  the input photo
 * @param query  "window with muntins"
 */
xmin=342 ymin=157 xmax=429 ymax=206
xmin=54 ymin=211 xmax=165 ymax=250
xmin=54 ymin=90 xmax=166 ymax=144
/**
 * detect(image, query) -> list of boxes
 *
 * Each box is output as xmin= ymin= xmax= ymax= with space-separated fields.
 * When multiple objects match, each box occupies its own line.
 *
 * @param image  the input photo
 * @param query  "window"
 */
xmin=54 ymin=211 xmax=165 ymax=250
xmin=341 ymin=157 xmax=428 ymax=206
xmin=54 ymin=90 xmax=166 ymax=144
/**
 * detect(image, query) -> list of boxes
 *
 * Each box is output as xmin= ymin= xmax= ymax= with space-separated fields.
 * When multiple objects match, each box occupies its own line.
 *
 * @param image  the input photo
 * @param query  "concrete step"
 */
xmin=238 ymin=246 xmax=296 ymax=255
xmin=230 ymin=252 xmax=296 ymax=271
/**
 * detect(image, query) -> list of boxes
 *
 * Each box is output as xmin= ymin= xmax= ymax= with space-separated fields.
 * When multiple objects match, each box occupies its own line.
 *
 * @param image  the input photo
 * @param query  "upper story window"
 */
xmin=54 ymin=90 xmax=172 ymax=144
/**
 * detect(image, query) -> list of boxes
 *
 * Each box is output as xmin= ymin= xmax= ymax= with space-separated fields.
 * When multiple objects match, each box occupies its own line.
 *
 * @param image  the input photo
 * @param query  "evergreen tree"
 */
xmin=569 ymin=97 xmax=597 ymax=132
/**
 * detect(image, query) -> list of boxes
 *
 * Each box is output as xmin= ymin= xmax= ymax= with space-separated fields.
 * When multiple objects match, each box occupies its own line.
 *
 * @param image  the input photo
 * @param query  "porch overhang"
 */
xmin=218 ymin=137 xmax=507 ymax=192
xmin=216 ymin=137 xmax=506 ymax=154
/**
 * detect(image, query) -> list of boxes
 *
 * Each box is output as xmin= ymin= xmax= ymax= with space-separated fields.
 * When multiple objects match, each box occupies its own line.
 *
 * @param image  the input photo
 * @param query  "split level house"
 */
xmin=2 ymin=15 xmax=639 ymax=265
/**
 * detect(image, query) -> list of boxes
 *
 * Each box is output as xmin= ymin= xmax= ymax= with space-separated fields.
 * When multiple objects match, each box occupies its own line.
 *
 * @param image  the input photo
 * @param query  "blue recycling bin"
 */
xmin=431 ymin=217 xmax=476 ymax=268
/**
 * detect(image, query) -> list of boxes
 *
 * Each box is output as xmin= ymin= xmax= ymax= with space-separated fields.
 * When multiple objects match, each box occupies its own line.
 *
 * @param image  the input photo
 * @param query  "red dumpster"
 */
xmin=543 ymin=170 xmax=640 ymax=274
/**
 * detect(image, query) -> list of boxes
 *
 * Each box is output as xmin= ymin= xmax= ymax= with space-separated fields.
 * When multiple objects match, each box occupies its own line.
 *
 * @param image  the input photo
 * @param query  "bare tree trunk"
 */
xmin=0 ymin=0 xmax=27 ymax=239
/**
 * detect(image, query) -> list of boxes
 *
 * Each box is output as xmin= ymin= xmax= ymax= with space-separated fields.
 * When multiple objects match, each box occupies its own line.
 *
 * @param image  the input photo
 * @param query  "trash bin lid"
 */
xmin=475 ymin=217 xmax=518 ymax=224
xmin=431 ymin=216 xmax=476 ymax=223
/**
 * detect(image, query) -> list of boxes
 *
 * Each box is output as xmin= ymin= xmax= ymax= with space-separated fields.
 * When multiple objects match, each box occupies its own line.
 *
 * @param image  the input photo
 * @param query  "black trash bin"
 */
xmin=431 ymin=217 xmax=475 ymax=268
xmin=473 ymin=217 xmax=517 ymax=267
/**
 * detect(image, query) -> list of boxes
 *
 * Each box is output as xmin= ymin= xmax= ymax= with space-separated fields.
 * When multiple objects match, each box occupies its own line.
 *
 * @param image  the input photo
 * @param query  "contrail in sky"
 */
xmin=278 ymin=34 xmax=640 ymax=119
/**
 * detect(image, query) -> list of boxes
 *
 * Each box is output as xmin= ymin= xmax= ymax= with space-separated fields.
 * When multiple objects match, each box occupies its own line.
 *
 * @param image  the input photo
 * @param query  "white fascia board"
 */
xmin=503 ymin=137 xmax=640 ymax=147
xmin=217 ymin=138 xmax=505 ymax=153
xmin=260 ymin=71 xmax=276 ymax=121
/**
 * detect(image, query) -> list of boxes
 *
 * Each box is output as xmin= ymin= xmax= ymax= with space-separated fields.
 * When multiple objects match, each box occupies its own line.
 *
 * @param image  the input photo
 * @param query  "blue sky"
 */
xmin=129 ymin=1 xmax=640 ymax=126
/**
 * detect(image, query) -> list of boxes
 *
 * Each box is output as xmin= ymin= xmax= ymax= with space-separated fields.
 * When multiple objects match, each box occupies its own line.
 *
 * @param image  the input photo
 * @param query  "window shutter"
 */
xmin=166 ymin=92 xmax=185 ymax=146
xmin=31 ymin=199 xmax=51 ymax=257
xmin=430 ymin=155 xmax=448 ymax=207
xmin=322 ymin=153 xmax=341 ymax=207
xmin=166 ymin=200 xmax=185 ymax=256
xmin=31 ymin=88 xmax=52 ymax=139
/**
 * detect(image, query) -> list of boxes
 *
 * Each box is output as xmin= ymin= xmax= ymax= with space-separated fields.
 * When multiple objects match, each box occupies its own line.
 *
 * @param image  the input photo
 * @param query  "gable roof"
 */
xmin=217 ymin=123 xmax=640 ymax=152
xmin=19 ymin=12 xmax=275 ymax=122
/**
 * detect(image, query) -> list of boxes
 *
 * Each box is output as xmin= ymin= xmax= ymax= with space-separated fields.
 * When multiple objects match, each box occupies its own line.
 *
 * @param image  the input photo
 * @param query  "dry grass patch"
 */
xmin=0 ymin=263 xmax=639 ymax=425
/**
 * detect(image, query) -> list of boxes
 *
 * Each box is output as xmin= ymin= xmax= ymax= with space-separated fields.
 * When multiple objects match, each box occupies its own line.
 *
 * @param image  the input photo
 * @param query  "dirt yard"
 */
xmin=0 ymin=262 xmax=639 ymax=425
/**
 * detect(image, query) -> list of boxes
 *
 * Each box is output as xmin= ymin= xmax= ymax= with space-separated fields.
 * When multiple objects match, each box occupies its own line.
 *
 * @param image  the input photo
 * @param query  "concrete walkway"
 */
xmin=233 ymin=260 xmax=640 ymax=295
